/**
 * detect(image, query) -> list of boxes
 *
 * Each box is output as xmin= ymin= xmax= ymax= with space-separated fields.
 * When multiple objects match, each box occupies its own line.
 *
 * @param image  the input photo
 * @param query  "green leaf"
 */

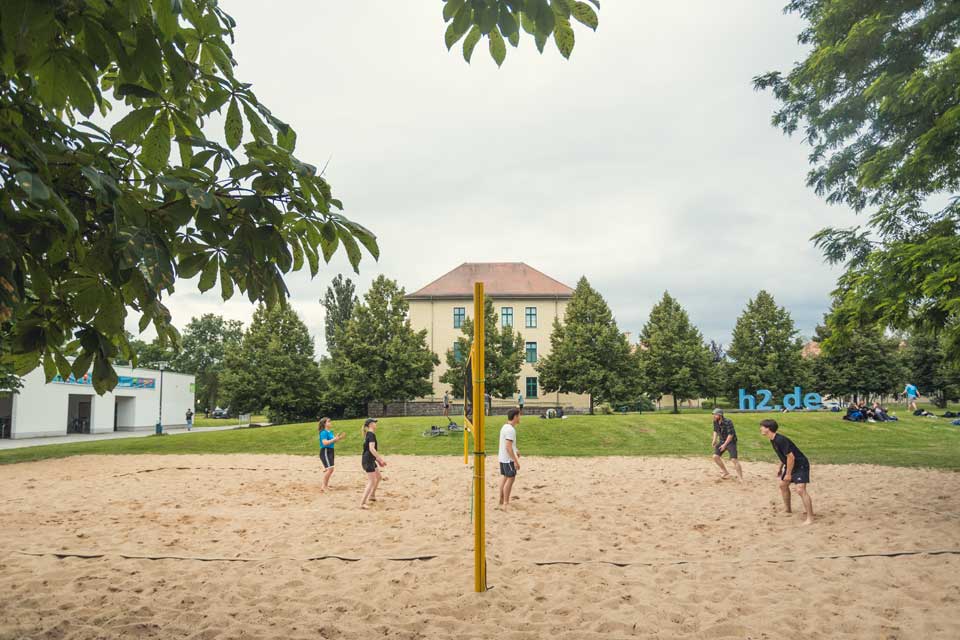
xmin=54 ymin=352 xmax=73 ymax=379
xmin=443 ymin=0 xmax=466 ymax=21
xmin=177 ymin=253 xmax=208 ymax=278
xmin=92 ymin=354 xmax=119 ymax=395
xmin=277 ymin=124 xmax=297 ymax=152
xmin=489 ymin=29 xmax=507 ymax=67
xmin=498 ymin=10 xmax=519 ymax=37
xmin=43 ymin=352 xmax=57 ymax=382
xmin=463 ymin=26 xmax=482 ymax=62
xmin=141 ymin=113 xmax=171 ymax=171
xmin=15 ymin=171 xmax=51 ymax=202
xmin=479 ymin=4 xmax=498 ymax=34
xmin=117 ymin=83 xmax=160 ymax=99
xmin=220 ymin=258 xmax=234 ymax=300
xmin=154 ymin=0 xmax=179 ymax=39
xmin=536 ymin=2 xmax=556 ymax=36
xmin=224 ymin=97 xmax=243 ymax=150
xmin=186 ymin=186 xmax=215 ymax=209
xmin=71 ymin=350 xmax=94 ymax=379
xmin=452 ymin=3 xmax=473 ymax=33
xmin=198 ymin=254 xmax=218 ymax=292
xmin=534 ymin=29 xmax=548 ymax=53
xmin=554 ymin=18 xmax=574 ymax=58
xmin=338 ymin=226 xmax=362 ymax=273
xmin=319 ymin=221 xmax=339 ymax=262
xmin=242 ymin=102 xmax=273 ymax=143
xmin=111 ymin=106 xmax=159 ymax=142
xmin=552 ymin=0 xmax=571 ymax=18
xmin=520 ymin=11 xmax=536 ymax=35
xmin=445 ymin=22 xmax=466 ymax=50
xmin=571 ymin=1 xmax=599 ymax=30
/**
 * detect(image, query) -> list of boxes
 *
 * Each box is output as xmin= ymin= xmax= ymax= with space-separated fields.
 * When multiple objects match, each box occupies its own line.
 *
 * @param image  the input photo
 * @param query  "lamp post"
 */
xmin=155 ymin=361 xmax=168 ymax=435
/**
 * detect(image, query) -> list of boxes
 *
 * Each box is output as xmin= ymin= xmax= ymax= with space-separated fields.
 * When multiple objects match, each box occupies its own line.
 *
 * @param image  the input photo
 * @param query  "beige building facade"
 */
xmin=406 ymin=263 xmax=590 ymax=409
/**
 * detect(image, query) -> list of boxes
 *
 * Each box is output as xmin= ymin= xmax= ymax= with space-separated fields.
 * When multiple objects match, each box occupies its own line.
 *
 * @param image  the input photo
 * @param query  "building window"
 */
xmin=526 ymin=376 xmax=538 ymax=398
xmin=525 ymin=307 xmax=537 ymax=328
xmin=453 ymin=342 xmax=463 ymax=362
xmin=453 ymin=307 xmax=465 ymax=329
xmin=501 ymin=307 xmax=513 ymax=328
xmin=525 ymin=342 xmax=537 ymax=363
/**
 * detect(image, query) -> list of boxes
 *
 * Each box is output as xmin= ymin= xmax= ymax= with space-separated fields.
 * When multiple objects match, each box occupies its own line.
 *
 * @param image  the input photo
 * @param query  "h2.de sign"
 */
xmin=739 ymin=387 xmax=822 ymax=411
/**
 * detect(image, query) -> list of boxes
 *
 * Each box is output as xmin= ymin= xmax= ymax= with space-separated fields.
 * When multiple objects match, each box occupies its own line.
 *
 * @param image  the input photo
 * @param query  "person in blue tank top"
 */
xmin=318 ymin=417 xmax=344 ymax=492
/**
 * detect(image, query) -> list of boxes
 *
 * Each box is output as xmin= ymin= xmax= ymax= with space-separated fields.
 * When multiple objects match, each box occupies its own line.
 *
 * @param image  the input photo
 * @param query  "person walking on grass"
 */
xmin=904 ymin=382 xmax=919 ymax=412
xmin=442 ymin=391 xmax=450 ymax=421
xmin=498 ymin=408 xmax=521 ymax=509
xmin=760 ymin=419 xmax=814 ymax=525
xmin=360 ymin=418 xmax=387 ymax=509
xmin=517 ymin=390 xmax=524 ymax=413
xmin=711 ymin=408 xmax=742 ymax=481
xmin=185 ymin=408 xmax=193 ymax=431
xmin=318 ymin=417 xmax=345 ymax=492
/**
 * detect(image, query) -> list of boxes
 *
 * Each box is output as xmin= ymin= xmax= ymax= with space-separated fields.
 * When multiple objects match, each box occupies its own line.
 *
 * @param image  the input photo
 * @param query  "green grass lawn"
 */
xmin=192 ymin=414 xmax=267 ymax=428
xmin=3 ymin=409 xmax=959 ymax=469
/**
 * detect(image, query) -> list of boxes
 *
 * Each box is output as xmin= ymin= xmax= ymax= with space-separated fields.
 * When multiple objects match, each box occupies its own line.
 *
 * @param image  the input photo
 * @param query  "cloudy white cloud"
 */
xmin=145 ymin=1 xmax=854 ymax=354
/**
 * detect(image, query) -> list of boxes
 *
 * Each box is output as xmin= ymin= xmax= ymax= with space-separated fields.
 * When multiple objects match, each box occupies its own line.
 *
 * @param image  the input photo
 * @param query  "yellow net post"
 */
xmin=472 ymin=281 xmax=487 ymax=592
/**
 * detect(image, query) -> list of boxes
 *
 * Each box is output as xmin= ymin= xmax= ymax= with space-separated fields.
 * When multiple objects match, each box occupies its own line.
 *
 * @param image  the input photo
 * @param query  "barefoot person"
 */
xmin=498 ymin=408 xmax=521 ymax=509
xmin=318 ymin=417 xmax=345 ymax=492
xmin=360 ymin=418 xmax=386 ymax=509
xmin=711 ymin=408 xmax=743 ymax=481
xmin=760 ymin=419 xmax=813 ymax=525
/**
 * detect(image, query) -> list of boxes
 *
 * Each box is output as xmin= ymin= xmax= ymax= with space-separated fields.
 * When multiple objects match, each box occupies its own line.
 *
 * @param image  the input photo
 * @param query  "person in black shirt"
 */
xmin=360 ymin=418 xmax=387 ymax=509
xmin=760 ymin=419 xmax=813 ymax=525
xmin=711 ymin=408 xmax=742 ymax=481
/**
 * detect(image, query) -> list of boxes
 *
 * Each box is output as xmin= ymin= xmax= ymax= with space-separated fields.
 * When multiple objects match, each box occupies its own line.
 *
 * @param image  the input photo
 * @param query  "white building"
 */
xmin=0 ymin=365 xmax=195 ymax=439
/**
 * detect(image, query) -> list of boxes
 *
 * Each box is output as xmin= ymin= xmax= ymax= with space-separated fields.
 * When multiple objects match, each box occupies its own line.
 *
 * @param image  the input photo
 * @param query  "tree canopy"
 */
xmin=754 ymin=1 xmax=960 ymax=357
xmin=440 ymin=297 xmax=525 ymax=399
xmin=536 ymin=277 xmax=638 ymax=413
xmin=636 ymin=292 xmax=712 ymax=414
xmin=443 ymin=0 xmax=600 ymax=66
xmin=328 ymin=276 xmax=438 ymax=412
xmin=725 ymin=291 xmax=808 ymax=401
xmin=321 ymin=274 xmax=357 ymax=357
xmin=0 ymin=0 xmax=379 ymax=395
xmin=170 ymin=313 xmax=242 ymax=411
xmin=220 ymin=304 xmax=322 ymax=424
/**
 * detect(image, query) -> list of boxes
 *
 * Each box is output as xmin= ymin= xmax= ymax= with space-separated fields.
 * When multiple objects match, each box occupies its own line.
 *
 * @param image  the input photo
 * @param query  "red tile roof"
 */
xmin=406 ymin=263 xmax=574 ymax=299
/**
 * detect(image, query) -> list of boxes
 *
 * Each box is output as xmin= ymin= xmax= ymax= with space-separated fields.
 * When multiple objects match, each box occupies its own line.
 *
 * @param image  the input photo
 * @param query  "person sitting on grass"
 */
xmin=760 ymin=418 xmax=814 ymax=525
xmin=843 ymin=405 xmax=865 ymax=422
xmin=711 ymin=408 xmax=743 ymax=482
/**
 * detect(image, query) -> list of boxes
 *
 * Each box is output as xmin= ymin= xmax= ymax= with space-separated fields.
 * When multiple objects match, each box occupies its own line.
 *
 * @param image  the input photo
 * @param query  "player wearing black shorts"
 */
xmin=760 ymin=419 xmax=813 ymax=524
xmin=711 ymin=408 xmax=743 ymax=481
xmin=360 ymin=418 xmax=386 ymax=508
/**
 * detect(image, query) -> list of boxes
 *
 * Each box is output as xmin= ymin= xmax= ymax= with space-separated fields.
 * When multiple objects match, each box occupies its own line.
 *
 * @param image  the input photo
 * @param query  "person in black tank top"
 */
xmin=760 ymin=419 xmax=814 ymax=525
xmin=360 ymin=418 xmax=387 ymax=509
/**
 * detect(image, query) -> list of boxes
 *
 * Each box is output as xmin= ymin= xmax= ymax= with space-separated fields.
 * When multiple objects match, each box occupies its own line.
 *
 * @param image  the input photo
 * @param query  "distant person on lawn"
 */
xmin=904 ymin=383 xmax=919 ymax=412
xmin=442 ymin=391 xmax=450 ymax=420
xmin=711 ymin=408 xmax=742 ymax=481
xmin=185 ymin=408 xmax=193 ymax=431
xmin=760 ymin=419 xmax=814 ymax=525
xmin=498 ymin=408 xmax=522 ymax=509
xmin=517 ymin=391 xmax=524 ymax=413
xmin=318 ymin=417 xmax=345 ymax=492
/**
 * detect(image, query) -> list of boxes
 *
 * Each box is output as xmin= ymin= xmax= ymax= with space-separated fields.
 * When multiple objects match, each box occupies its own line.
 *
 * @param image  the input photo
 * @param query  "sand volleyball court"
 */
xmin=1 ymin=454 xmax=959 ymax=639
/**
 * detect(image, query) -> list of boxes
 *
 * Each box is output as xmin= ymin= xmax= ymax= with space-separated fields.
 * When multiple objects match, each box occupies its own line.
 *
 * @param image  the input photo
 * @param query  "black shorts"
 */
xmin=320 ymin=448 xmax=335 ymax=469
xmin=781 ymin=464 xmax=810 ymax=484
xmin=362 ymin=458 xmax=378 ymax=473
xmin=499 ymin=461 xmax=517 ymax=477
xmin=713 ymin=442 xmax=738 ymax=459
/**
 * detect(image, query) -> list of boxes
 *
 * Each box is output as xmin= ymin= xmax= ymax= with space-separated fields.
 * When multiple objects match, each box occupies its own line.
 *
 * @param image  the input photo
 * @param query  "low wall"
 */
xmin=366 ymin=401 xmax=588 ymax=418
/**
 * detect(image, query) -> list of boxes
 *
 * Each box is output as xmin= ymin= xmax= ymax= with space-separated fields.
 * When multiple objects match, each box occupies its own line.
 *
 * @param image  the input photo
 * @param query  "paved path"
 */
xmin=0 ymin=425 xmax=242 ymax=450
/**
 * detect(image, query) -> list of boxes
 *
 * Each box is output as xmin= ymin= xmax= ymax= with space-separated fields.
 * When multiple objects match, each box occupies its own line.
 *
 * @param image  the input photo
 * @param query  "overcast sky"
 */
xmin=145 ymin=1 xmax=855 ymax=354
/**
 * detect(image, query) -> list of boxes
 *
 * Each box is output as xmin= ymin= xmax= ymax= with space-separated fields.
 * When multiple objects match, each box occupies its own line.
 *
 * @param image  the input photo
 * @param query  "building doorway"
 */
xmin=0 ymin=393 xmax=12 ymax=439
xmin=114 ymin=396 xmax=135 ymax=431
xmin=67 ymin=394 xmax=93 ymax=434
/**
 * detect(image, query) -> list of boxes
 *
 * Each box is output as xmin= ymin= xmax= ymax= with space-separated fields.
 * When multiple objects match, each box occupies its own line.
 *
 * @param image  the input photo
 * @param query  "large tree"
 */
xmin=321 ymin=274 xmax=357 ymax=356
xmin=754 ymin=1 xmax=960 ymax=357
xmin=636 ymin=292 xmax=713 ymax=414
xmin=220 ymin=304 xmax=322 ymax=424
xmin=536 ymin=277 xmax=638 ymax=414
xmin=903 ymin=331 xmax=960 ymax=408
xmin=439 ymin=297 xmax=525 ymax=399
xmin=170 ymin=313 xmax=243 ymax=412
xmin=726 ymin=291 xmax=808 ymax=401
xmin=328 ymin=276 xmax=438 ymax=413
xmin=809 ymin=316 xmax=905 ymax=402
xmin=0 ymin=2 xmax=601 ymax=394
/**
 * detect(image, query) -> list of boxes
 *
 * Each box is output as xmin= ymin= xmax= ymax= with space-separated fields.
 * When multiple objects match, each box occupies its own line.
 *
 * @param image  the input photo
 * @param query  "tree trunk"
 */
xmin=589 ymin=394 xmax=594 ymax=415
xmin=672 ymin=395 xmax=679 ymax=414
